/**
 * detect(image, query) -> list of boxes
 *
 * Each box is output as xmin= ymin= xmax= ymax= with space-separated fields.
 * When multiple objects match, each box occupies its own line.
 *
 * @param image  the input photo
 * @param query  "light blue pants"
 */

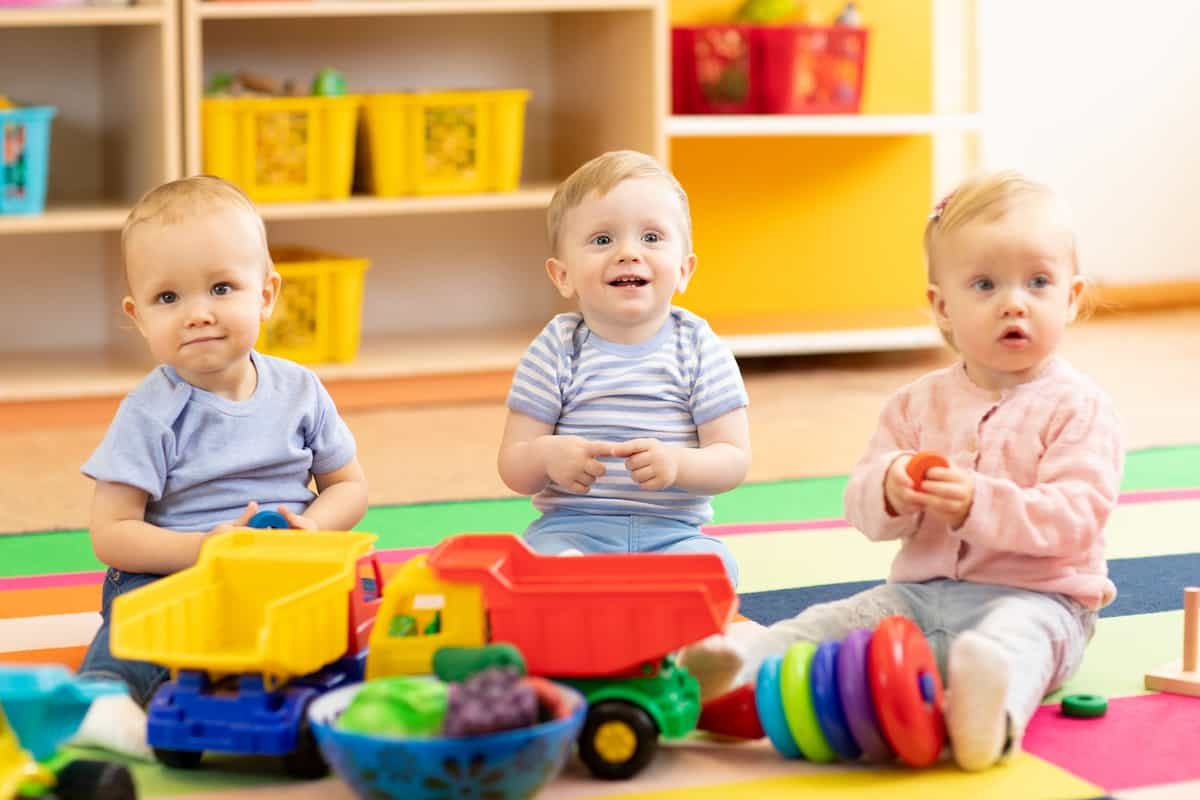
xmin=523 ymin=510 xmax=739 ymax=587
xmin=737 ymin=579 xmax=1096 ymax=736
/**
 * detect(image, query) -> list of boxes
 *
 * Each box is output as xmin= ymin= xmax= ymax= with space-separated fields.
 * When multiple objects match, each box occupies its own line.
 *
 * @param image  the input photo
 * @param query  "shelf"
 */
xmin=0 ymin=205 xmax=129 ymax=235
xmin=258 ymin=184 xmax=558 ymax=222
xmin=667 ymin=113 xmax=983 ymax=138
xmin=197 ymin=0 xmax=658 ymax=20
xmin=0 ymin=328 xmax=540 ymax=403
xmin=708 ymin=309 xmax=944 ymax=357
xmin=0 ymin=4 xmax=164 ymax=27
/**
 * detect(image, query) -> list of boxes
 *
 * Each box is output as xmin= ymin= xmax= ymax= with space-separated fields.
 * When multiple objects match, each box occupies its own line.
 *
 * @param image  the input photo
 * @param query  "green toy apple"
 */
xmin=311 ymin=68 xmax=348 ymax=97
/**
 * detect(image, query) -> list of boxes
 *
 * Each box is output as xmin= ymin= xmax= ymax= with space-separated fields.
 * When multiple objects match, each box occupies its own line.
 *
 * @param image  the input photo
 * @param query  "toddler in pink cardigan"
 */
xmin=683 ymin=170 xmax=1123 ymax=771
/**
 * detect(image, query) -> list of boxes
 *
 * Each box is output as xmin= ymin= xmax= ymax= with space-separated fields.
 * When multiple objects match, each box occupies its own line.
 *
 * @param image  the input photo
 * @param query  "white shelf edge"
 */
xmin=258 ymin=185 xmax=557 ymax=222
xmin=668 ymin=113 xmax=984 ymax=138
xmin=0 ymin=5 xmax=164 ymax=27
xmin=0 ymin=205 xmax=129 ymax=235
xmin=724 ymin=325 xmax=945 ymax=357
xmin=198 ymin=0 xmax=658 ymax=20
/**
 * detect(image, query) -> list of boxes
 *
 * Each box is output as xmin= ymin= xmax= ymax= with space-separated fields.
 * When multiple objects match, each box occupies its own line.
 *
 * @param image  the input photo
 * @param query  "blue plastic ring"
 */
xmin=755 ymin=655 xmax=803 ymax=759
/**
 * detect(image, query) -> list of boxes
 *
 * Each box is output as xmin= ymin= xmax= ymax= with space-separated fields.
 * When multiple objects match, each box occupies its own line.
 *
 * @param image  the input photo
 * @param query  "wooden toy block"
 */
xmin=1145 ymin=587 xmax=1200 ymax=697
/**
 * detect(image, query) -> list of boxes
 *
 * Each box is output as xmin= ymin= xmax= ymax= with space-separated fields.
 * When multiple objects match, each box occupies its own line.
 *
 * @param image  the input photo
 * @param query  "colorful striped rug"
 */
xmin=3 ymin=445 xmax=1199 ymax=799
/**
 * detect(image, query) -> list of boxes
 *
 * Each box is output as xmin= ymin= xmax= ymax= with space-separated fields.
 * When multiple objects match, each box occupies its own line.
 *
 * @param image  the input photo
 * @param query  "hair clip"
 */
xmin=929 ymin=192 xmax=954 ymax=221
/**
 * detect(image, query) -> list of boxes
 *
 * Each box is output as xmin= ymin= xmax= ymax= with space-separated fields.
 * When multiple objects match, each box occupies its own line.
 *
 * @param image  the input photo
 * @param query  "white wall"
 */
xmin=977 ymin=0 xmax=1200 ymax=285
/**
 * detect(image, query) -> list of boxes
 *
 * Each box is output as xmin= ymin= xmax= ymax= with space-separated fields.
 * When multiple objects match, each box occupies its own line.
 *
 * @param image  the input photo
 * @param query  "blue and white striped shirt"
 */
xmin=507 ymin=307 xmax=749 ymax=525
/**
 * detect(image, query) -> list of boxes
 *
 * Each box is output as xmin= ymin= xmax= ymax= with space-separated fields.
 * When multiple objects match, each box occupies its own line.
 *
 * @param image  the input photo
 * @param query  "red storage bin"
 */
xmin=672 ymin=24 xmax=868 ymax=115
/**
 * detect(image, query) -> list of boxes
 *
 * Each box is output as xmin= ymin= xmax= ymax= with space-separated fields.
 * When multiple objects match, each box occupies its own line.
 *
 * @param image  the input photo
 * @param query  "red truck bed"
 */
xmin=426 ymin=534 xmax=738 ymax=677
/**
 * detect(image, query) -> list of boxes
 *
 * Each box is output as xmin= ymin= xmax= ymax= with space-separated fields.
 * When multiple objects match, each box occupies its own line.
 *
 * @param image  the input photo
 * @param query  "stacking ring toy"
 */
xmin=868 ymin=616 xmax=946 ymax=767
xmin=809 ymin=640 xmax=861 ymax=761
xmin=755 ymin=655 xmax=802 ymax=759
xmin=780 ymin=642 xmax=835 ymax=763
xmin=837 ymin=628 xmax=893 ymax=762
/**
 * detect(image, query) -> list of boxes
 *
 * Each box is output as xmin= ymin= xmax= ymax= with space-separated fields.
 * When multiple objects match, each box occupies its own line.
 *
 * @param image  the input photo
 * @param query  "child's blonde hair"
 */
xmin=546 ymin=150 xmax=692 ymax=254
xmin=924 ymin=169 xmax=1089 ymax=346
xmin=923 ymin=169 xmax=1078 ymax=280
xmin=122 ymin=175 xmax=271 ymax=278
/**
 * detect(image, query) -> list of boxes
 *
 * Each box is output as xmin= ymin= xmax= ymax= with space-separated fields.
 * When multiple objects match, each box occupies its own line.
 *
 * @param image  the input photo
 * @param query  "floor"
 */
xmin=2 ymin=308 xmax=1197 ymax=534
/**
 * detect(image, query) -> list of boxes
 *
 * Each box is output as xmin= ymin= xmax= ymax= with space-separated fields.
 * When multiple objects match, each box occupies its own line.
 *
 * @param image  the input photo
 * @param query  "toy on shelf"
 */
xmin=203 ymin=69 xmax=360 ymax=203
xmin=110 ymin=530 xmax=387 ymax=778
xmin=1145 ymin=586 xmax=1200 ymax=697
xmin=259 ymin=247 xmax=369 ymax=366
xmin=360 ymin=89 xmax=530 ymax=197
xmin=364 ymin=533 xmax=738 ymax=780
xmin=698 ymin=615 xmax=948 ymax=768
xmin=1 ymin=98 xmax=56 ymax=216
xmin=671 ymin=18 xmax=867 ymax=115
xmin=0 ymin=665 xmax=137 ymax=800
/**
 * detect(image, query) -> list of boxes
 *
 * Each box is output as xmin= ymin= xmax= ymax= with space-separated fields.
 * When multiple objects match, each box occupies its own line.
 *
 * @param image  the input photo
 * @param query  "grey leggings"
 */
xmin=739 ymin=579 xmax=1097 ymax=733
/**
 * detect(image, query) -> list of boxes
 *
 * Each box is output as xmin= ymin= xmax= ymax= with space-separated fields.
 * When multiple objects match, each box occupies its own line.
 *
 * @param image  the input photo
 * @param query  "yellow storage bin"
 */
xmin=362 ymin=89 xmax=530 ymax=196
xmin=202 ymin=95 xmax=361 ymax=203
xmin=260 ymin=247 xmax=369 ymax=365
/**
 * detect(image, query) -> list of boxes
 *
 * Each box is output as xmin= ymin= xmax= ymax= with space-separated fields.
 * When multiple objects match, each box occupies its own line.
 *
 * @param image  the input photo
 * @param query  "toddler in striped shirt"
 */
xmin=683 ymin=169 xmax=1123 ymax=771
xmin=497 ymin=150 xmax=751 ymax=585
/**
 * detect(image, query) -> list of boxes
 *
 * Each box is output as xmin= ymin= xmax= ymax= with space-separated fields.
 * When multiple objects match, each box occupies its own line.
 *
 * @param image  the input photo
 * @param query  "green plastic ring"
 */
xmin=779 ymin=641 xmax=836 ymax=762
xmin=1061 ymin=693 xmax=1108 ymax=718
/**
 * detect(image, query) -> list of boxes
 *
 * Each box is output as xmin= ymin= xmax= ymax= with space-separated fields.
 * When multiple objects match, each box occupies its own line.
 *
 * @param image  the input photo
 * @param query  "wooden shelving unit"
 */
xmin=0 ymin=0 xmax=667 ymax=413
xmin=2 ymin=0 xmax=978 ymax=415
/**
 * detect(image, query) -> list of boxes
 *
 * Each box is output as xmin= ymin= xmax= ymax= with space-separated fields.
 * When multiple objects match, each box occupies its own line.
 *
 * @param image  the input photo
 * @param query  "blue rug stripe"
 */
xmin=737 ymin=553 xmax=1200 ymax=626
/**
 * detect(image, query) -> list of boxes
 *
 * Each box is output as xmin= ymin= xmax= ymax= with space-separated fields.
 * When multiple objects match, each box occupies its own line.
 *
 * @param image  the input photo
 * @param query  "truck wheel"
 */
xmin=577 ymin=701 xmax=659 ymax=780
xmin=281 ymin=716 xmax=329 ymax=779
xmin=54 ymin=759 xmax=137 ymax=800
xmin=154 ymin=747 xmax=203 ymax=769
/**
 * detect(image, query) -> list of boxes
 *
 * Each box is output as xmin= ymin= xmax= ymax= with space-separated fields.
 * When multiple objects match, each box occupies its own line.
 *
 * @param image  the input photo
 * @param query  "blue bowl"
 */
xmin=309 ymin=681 xmax=586 ymax=800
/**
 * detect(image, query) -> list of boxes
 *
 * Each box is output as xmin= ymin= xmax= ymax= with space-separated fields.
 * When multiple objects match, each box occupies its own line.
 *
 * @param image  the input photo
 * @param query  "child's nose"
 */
xmin=184 ymin=299 xmax=216 ymax=325
xmin=1001 ymin=291 xmax=1028 ymax=316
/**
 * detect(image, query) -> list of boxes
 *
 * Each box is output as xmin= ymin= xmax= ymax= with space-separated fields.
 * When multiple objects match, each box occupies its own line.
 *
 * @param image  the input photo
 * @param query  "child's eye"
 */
xmin=970 ymin=278 xmax=994 ymax=291
xmin=156 ymin=291 xmax=177 ymax=304
xmin=592 ymin=234 xmax=612 ymax=246
xmin=1029 ymin=274 xmax=1050 ymax=289
xmin=643 ymin=232 xmax=661 ymax=243
xmin=211 ymin=282 xmax=233 ymax=296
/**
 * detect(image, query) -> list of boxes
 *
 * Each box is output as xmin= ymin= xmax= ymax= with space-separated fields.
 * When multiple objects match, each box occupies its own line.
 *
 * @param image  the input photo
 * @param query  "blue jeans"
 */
xmin=78 ymin=568 xmax=170 ymax=707
xmin=523 ymin=511 xmax=739 ymax=588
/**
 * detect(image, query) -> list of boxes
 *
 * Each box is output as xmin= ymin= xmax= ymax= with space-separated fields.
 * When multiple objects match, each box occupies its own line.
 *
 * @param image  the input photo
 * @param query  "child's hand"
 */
xmin=209 ymin=501 xmax=260 ymax=534
xmin=884 ymin=456 xmax=923 ymax=516
xmin=917 ymin=466 xmax=976 ymax=529
xmin=612 ymin=438 xmax=679 ymax=491
xmin=278 ymin=506 xmax=319 ymax=530
xmin=541 ymin=436 xmax=612 ymax=494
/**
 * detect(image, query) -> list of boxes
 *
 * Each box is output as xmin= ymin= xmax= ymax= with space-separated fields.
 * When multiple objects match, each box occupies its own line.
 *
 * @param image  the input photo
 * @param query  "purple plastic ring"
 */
xmin=837 ymin=628 xmax=893 ymax=763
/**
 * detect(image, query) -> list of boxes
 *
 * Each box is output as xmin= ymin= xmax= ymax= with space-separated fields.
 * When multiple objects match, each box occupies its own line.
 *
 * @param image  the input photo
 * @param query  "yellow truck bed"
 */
xmin=111 ymin=530 xmax=376 ymax=680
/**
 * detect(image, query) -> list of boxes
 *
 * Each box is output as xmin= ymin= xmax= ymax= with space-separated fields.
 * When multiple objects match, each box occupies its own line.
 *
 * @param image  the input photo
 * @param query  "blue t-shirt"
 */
xmin=506 ymin=307 xmax=749 ymax=525
xmin=82 ymin=351 xmax=356 ymax=532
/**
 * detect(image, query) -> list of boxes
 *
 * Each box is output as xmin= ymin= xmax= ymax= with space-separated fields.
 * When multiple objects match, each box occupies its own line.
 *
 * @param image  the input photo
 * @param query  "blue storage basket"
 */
xmin=1 ymin=105 xmax=56 ymax=215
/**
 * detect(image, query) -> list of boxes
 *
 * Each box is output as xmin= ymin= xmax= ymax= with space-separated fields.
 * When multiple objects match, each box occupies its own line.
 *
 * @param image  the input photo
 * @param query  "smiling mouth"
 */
xmin=609 ymin=276 xmax=648 ymax=288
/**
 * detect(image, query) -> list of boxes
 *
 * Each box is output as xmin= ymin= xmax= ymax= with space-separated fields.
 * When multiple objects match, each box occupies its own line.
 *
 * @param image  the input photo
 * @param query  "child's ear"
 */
xmin=260 ymin=270 xmax=282 ymax=321
xmin=675 ymin=253 xmax=698 ymax=294
xmin=545 ymin=257 xmax=574 ymax=300
xmin=121 ymin=296 xmax=146 ymax=337
xmin=1066 ymin=274 xmax=1086 ymax=320
xmin=926 ymin=284 xmax=952 ymax=332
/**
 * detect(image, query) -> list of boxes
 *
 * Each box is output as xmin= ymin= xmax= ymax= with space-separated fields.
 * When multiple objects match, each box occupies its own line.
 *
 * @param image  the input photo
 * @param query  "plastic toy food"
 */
xmin=906 ymin=451 xmax=949 ymax=491
xmin=443 ymin=668 xmax=539 ymax=737
xmin=338 ymin=677 xmax=448 ymax=737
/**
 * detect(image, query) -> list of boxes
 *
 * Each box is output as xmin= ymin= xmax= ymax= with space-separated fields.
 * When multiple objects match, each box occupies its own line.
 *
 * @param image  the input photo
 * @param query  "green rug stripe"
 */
xmin=2 ymin=445 xmax=1198 ymax=578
